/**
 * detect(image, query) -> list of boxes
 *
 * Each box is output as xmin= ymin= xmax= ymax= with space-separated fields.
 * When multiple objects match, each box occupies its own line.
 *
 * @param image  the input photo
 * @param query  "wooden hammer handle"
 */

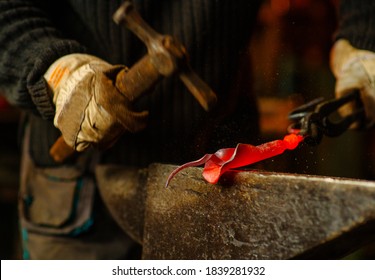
xmin=49 ymin=136 xmax=75 ymax=163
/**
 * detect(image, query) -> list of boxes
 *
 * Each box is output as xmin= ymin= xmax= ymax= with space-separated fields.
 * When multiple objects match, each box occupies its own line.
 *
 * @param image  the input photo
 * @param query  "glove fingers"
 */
xmin=334 ymin=70 xmax=360 ymax=120
xmin=360 ymin=85 xmax=375 ymax=127
xmin=101 ymin=94 xmax=149 ymax=132
xmin=336 ymin=66 xmax=375 ymax=110
xmin=110 ymin=104 xmax=149 ymax=133
xmin=95 ymin=74 xmax=149 ymax=133
xmin=76 ymin=97 xmax=124 ymax=151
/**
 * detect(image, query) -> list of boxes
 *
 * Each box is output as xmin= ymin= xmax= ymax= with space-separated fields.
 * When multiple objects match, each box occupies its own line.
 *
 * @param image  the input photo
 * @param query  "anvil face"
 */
xmin=96 ymin=164 xmax=375 ymax=259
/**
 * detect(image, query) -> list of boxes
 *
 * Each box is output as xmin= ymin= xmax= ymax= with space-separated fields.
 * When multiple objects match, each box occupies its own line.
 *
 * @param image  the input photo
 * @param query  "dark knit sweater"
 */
xmin=336 ymin=0 xmax=375 ymax=52
xmin=0 ymin=0 xmax=262 ymax=166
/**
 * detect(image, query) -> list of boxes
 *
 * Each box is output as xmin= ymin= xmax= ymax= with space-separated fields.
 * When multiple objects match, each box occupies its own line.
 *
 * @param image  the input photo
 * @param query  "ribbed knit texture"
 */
xmin=0 ymin=0 xmax=87 ymax=119
xmin=336 ymin=0 xmax=375 ymax=52
xmin=0 ymin=0 xmax=262 ymax=166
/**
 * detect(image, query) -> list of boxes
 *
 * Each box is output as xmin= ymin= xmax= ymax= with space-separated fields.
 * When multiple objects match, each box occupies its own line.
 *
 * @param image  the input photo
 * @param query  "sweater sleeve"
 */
xmin=336 ymin=0 xmax=375 ymax=52
xmin=0 ymin=0 xmax=86 ymax=120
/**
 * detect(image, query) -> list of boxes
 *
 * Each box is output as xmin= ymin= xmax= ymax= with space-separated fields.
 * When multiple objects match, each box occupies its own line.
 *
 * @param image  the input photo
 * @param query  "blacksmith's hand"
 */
xmin=44 ymin=54 xmax=148 ymax=152
xmin=330 ymin=39 xmax=375 ymax=128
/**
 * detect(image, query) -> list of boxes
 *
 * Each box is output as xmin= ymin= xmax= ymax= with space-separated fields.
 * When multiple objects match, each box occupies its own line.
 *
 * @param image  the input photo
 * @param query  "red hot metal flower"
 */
xmin=165 ymin=133 xmax=304 ymax=187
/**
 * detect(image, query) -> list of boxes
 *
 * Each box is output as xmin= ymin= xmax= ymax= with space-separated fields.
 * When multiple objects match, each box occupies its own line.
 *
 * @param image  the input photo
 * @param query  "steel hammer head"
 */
xmin=113 ymin=0 xmax=217 ymax=111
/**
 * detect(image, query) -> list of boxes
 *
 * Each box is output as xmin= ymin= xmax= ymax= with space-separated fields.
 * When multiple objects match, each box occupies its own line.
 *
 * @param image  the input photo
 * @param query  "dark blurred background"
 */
xmin=0 ymin=98 xmax=21 ymax=259
xmin=1 ymin=0 xmax=374 ymax=259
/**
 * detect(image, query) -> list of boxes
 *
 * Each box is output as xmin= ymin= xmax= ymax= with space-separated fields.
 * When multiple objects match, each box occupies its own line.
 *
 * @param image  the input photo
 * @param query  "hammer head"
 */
xmin=113 ymin=0 xmax=217 ymax=111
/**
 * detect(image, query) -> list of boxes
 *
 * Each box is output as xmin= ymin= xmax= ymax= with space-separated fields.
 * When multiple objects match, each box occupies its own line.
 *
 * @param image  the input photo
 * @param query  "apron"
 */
xmin=18 ymin=116 xmax=138 ymax=259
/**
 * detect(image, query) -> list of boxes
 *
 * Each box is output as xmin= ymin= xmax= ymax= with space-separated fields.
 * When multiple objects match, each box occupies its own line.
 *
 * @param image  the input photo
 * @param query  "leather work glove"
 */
xmin=44 ymin=54 xmax=148 ymax=152
xmin=330 ymin=39 xmax=375 ymax=128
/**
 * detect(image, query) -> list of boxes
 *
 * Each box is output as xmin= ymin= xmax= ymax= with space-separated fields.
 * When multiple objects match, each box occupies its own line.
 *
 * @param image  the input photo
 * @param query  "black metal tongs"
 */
xmin=288 ymin=90 xmax=366 ymax=145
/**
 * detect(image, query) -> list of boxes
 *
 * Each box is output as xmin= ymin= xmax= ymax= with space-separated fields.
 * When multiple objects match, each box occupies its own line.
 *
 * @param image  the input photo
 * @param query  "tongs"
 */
xmin=288 ymin=90 xmax=366 ymax=145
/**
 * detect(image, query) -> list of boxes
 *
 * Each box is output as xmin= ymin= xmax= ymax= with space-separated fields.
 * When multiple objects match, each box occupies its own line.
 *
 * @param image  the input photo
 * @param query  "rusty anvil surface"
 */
xmin=95 ymin=164 xmax=375 ymax=259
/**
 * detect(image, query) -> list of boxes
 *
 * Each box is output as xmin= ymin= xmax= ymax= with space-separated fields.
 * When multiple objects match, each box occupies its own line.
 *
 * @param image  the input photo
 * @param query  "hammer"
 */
xmin=49 ymin=0 xmax=217 ymax=162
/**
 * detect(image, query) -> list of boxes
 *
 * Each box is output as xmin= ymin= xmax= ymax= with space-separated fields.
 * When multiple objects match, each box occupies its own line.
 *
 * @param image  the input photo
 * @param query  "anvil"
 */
xmin=95 ymin=164 xmax=375 ymax=259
